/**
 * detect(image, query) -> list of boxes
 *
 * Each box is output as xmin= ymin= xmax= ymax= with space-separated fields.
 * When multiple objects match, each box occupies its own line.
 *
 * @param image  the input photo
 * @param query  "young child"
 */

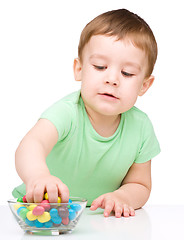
xmin=13 ymin=8 xmax=160 ymax=218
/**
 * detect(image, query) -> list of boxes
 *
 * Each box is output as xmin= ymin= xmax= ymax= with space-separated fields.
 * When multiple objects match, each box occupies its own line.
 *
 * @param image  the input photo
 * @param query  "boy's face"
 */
xmin=74 ymin=35 xmax=154 ymax=117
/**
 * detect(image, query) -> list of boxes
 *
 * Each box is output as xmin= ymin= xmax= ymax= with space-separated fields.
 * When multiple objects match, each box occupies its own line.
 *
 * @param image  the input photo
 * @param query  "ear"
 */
xmin=138 ymin=75 xmax=155 ymax=96
xmin=73 ymin=58 xmax=82 ymax=81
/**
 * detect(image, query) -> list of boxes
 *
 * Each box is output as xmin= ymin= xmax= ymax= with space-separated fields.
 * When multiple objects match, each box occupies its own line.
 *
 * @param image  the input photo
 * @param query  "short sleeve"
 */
xmin=134 ymin=116 xmax=161 ymax=163
xmin=40 ymin=100 xmax=74 ymax=142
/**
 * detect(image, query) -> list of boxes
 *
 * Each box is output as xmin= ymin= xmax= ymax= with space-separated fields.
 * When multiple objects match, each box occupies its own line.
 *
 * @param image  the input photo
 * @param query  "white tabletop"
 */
xmin=0 ymin=205 xmax=184 ymax=239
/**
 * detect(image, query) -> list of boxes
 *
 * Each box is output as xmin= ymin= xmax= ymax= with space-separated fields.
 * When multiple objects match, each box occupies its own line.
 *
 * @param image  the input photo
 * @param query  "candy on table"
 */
xmin=15 ymin=195 xmax=82 ymax=228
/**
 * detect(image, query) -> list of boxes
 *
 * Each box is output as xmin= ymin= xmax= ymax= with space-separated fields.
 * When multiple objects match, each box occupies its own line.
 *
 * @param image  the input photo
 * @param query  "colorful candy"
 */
xmin=14 ymin=194 xmax=82 ymax=229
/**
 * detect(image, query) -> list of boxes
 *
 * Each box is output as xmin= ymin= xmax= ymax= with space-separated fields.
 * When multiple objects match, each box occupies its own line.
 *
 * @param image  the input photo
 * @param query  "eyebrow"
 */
xmin=89 ymin=54 xmax=108 ymax=61
xmin=89 ymin=54 xmax=141 ymax=70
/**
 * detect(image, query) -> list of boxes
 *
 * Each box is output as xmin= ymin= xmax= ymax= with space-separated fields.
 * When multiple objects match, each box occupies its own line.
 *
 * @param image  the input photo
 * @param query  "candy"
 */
xmin=44 ymin=193 xmax=48 ymax=200
xmin=25 ymin=218 xmax=35 ymax=227
xmin=41 ymin=200 xmax=50 ymax=211
xmin=44 ymin=192 xmax=61 ymax=203
xmin=70 ymin=203 xmax=81 ymax=212
xmin=37 ymin=212 xmax=51 ymax=223
xmin=14 ymin=204 xmax=23 ymax=210
xmin=22 ymin=195 xmax=27 ymax=203
xmin=26 ymin=211 xmax=37 ymax=221
xmin=35 ymin=219 xmax=44 ymax=228
xmin=27 ymin=204 xmax=37 ymax=211
xmin=50 ymin=208 xmax=62 ymax=224
xmin=68 ymin=208 xmax=76 ymax=220
xmin=19 ymin=208 xmax=29 ymax=220
xmin=62 ymin=217 xmax=69 ymax=225
xmin=15 ymin=197 xmax=81 ymax=229
xmin=17 ymin=197 xmax=23 ymax=203
xmin=44 ymin=220 xmax=53 ymax=228
xmin=17 ymin=206 xmax=27 ymax=216
xmin=32 ymin=206 xmax=45 ymax=216
xmin=58 ymin=206 xmax=69 ymax=218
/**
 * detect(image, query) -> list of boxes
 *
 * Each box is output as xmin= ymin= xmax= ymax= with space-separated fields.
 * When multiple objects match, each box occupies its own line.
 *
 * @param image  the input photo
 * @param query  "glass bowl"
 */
xmin=8 ymin=197 xmax=87 ymax=235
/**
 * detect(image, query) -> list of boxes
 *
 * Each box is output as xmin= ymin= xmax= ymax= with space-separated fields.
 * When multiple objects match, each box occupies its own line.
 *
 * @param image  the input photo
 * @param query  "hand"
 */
xmin=90 ymin=190 xmax=135 ymax=218
xmin=26 ymin=174 xmax=69 ymax=203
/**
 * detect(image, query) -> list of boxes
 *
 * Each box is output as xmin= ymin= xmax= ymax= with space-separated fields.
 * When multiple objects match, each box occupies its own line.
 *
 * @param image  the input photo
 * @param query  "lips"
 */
xmin=99 ymin=93 xmax=119 ymax=99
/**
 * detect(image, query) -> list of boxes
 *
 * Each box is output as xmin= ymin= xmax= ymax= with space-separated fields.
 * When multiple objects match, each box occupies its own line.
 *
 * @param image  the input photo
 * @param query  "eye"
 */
xmin=121 ymin=71 xmax=134 ymax=77
xmin=93 ymin=65 xmax=107 ymax=70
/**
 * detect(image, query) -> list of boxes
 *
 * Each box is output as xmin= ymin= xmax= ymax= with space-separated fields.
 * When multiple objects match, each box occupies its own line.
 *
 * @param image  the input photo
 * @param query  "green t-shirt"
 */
xmin=12 ymin=90 xmax=160 ymax=206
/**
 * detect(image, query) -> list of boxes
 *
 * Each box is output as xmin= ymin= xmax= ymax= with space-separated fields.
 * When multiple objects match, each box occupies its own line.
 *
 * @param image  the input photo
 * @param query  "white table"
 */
xmin=0 ymin=205 xmax=184 ymax=239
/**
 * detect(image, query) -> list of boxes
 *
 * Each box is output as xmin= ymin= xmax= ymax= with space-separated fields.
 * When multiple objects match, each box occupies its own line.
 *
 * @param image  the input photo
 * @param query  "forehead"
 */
xmin=82 ymin=35 xmax=147 ymax=68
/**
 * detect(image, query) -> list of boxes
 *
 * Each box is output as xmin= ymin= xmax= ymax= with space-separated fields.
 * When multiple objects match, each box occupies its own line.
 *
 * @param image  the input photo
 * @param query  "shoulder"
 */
xmin=124 ymin=106 xmax=150 ymax=125
xmin=41 ymin=90 xmax=81 ymax=115
xmin=40 ymin=90 xmax=81 ymax=141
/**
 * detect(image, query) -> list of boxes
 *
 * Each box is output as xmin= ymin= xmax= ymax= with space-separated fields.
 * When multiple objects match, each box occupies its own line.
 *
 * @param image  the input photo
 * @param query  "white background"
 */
xmin=0 ymin=0 xmax=183 ymax=205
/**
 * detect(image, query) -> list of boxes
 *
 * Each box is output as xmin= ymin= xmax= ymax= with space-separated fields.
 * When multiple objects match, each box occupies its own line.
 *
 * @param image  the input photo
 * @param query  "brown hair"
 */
xmin=78 ymin=9 xmax=157 ymax=78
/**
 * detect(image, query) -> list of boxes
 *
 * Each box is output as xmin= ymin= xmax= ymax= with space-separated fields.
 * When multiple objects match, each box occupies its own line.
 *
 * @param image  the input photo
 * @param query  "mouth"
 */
xmin=99 ymin=93 xmax=119 ymax=99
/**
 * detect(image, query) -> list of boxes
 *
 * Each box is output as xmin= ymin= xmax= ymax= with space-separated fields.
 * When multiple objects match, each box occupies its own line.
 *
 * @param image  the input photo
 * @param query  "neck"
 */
xmin=85 ymin=107 xmax=121 ymax=138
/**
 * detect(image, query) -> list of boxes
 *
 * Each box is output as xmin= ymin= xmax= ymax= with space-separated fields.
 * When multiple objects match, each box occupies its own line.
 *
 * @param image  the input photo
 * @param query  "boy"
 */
xmin=13 ymin=9 xmax=160 ymax=218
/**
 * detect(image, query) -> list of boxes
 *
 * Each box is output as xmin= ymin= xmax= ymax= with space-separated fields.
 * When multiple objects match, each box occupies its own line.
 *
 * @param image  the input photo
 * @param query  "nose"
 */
xmin=105 ymin=69 xmax=119 ymax=86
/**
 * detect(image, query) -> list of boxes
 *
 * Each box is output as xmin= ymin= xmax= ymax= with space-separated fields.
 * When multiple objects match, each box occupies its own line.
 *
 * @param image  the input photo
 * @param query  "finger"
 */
xmin=26 ymin=187 xmax=34 ymax=203
xmin=90 ymin=195 xmax=104 ymax=211
xmin=33 ymin=184 xmax=45 ymax=203
xmin=103 ymin=199 xmax=114 ymax=217
xmin=129 ymin=207 xmax=135 ymax=216
xmin=114 ymin=205 xmax=123 ymax=218
xmin=46 ymin=184 xmax=58 ymax=203
xmin=122 ymin=204 xmax=130 ymax=217
xmin=58 ymin=183 xmax=69 ymax=203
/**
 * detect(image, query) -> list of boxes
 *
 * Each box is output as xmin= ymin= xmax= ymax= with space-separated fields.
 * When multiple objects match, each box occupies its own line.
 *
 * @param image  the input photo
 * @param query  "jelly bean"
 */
xmin=17 ymin=197 xmax=23 ymax=203
xmin=44 ymin=193 xmax=48 ymax=200
xmin=26 ymin=211 xmax=37 ymax=221
xmin=35 ymin=219 xmax=44 ymax=228
xmin=51 ymin=216 xmax=62 ymax=225
xmin=70 ymin=203 xmax=81 ymax=212
xmin=17 ymin=206 xmax=26 ymax=216
xmin=53 ymin=223 xmax=62 ymax=227
xmin=32 ymin=206 xmax=45 ymax=216
xmin=57 ymin=197 xmax=61 ymax=203
xmin=62 ymin=217 xmax=69 ymax=225
xmin=68 ymin=208 xmax=76 ymax=220
xmin=41 ymin=200 xmax=50 ymax=211
xmin=19 ymin=208 xmax=29 ymax=220
xmin=44 ymin=220 xmax=53 ymax=228
xmin=37 ymin=212 xmax=51 ymax=223
xmin=22 ymin=195 xmax=27 ymax=203
xmin=25 ymin=218 xmax=35 ymax=227
xmin=58 ymin=207 xmax=69 ymax=218
xmin=50 ymin=208 xmax=58 ymax=218
xmin=27 ymin=204 xmax=37 ymax=211
xmin=68 ymin=199 xmax=72 ymax=203
xmin=14 ymin=204 xmax=23 ymax=210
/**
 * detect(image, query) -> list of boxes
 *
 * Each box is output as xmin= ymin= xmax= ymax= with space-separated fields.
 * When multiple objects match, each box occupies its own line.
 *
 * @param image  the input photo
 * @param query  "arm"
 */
xmin=15 ymin=119 xmax=69 ymax=203
xmin=90 ymin=160 xmax=151 ymax=217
